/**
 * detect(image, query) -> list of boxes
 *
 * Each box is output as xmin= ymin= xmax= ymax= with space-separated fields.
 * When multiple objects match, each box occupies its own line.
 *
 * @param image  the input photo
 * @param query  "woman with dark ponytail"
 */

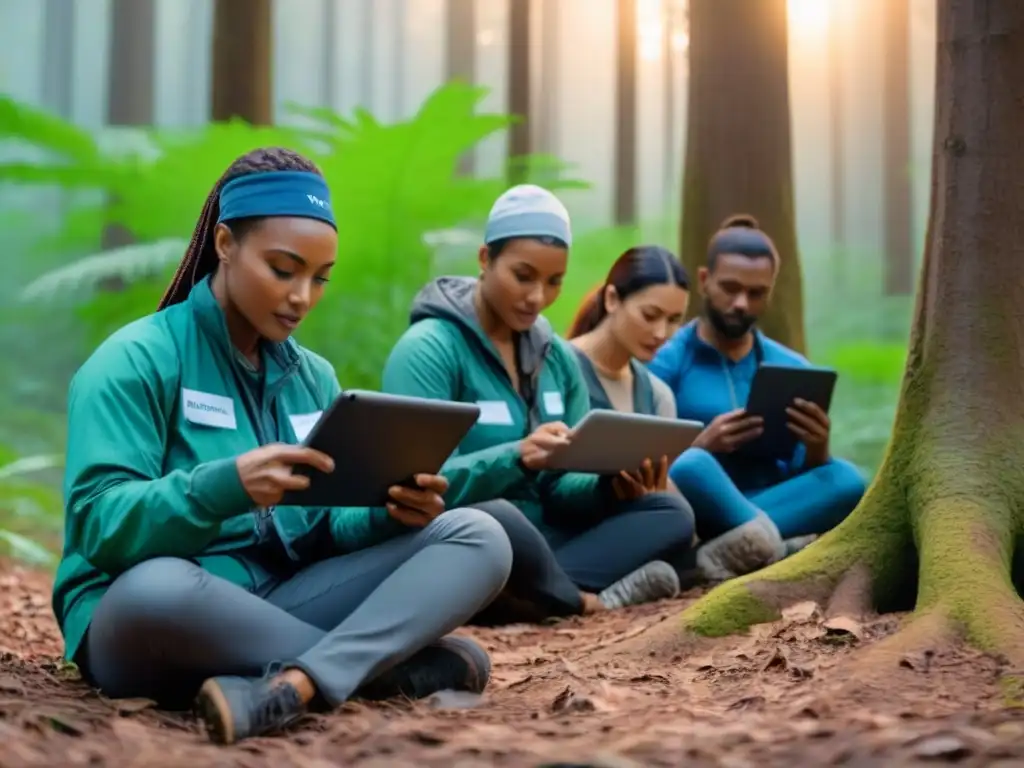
xmin=567 ymin=245 xmax=690 ymax=420
xmin=52 ymin=148 xmax=514 ymax=745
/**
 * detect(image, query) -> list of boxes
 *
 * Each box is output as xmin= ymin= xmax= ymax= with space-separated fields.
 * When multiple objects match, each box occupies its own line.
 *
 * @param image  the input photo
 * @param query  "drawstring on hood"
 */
xmin=410 ymin=276 xmax=554 ymax=430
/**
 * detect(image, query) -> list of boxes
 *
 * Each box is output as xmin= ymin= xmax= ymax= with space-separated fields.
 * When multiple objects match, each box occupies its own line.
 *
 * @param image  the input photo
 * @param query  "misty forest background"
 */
xmin=0 ymin=0 xmax=935 ymax=566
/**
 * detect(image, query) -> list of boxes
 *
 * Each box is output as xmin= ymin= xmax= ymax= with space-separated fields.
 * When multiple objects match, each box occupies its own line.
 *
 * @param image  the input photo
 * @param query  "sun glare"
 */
xmin=788 ymin=0 xmax=830 ymax=37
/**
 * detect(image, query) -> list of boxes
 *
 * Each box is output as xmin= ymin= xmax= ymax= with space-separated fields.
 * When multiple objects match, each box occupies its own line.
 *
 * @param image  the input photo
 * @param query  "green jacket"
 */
xmin=381 ymin=276 xmax=613 ymax=541
xmin=53 ymin=276 xmax=406 ymax=663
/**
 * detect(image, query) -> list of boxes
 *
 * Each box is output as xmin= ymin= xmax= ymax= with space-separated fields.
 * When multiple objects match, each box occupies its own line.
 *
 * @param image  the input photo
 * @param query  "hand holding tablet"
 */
xmin=280 ymin=390 xmax=480 ymax=508
xmin=519 ymin=422 xmax=573 ymax=471
xmin=736 ymin=363 xmax=838 ymax=460
xmin=542 ymin=410 xmax=704 ymax=475
xmin=386 ymin=473 xmax=450 ymax=527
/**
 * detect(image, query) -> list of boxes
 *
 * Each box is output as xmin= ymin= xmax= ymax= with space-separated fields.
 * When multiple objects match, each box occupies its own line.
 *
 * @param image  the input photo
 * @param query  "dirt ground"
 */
xmin=0 ymin=561 xmax=1021 ymax=767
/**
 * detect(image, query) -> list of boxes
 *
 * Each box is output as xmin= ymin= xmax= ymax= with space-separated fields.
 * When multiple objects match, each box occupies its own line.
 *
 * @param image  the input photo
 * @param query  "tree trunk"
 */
xmin=614 ymin=0 xmax=638 ymax=224
xmin=210 ymin=0 xmax=273 ymax=124
xmin=680 ymin=0 xmax=806 ymax=353
xmin=42 ymin=0 xmax=75 ymax=118
xmin=642 ymin=0 xmax=1024 ymax=670
xmin=507 ymin=0 xmax=532 ymax=184
xmin=446 ymin=0 xmax=477 ymax=174
xmin=321 ymin=0 xmax=338 ymax=110
xmin=536 ymin=0 xmax=560 ymax=157
xmin=882 ymin=0 xmax=915 ymax=296
xmin=828 ymin=0 xmax=846 ymax=290
xmin=102 ymin=0 xmax=156 ymax=258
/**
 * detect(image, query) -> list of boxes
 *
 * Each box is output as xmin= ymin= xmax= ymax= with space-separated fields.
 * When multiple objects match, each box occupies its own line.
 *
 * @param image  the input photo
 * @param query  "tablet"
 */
xmin=739 ymin=363 xmax=838 ymax=460
xmin=280 ymin=390 xmax=481 ymax=508
xmin=543 ymin=410 xmax=705 ymax=475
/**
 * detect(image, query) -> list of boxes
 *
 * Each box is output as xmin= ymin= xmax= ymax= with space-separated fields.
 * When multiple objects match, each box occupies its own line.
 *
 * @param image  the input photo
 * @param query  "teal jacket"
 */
xmin=53 ymin=276 xmax=406 ymax=663
xmin=380 ymin=276 xmax=612 ymax=541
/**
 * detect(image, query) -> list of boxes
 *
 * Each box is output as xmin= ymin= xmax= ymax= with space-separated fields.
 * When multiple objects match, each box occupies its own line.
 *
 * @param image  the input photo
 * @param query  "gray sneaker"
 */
xmin=695 ymin=512 xmax=787 ymax=583
xmin=784 ymin=533 xmax=818 ymax=556
xmin=598 ymin=560 xmax=681 ymax=609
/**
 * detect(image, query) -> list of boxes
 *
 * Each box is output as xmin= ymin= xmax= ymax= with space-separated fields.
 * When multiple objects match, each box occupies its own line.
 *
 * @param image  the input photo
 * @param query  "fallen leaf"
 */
xmin=426 ymin=690 xmax=484 ymax=710
xmin=115 ymin=698 xmax=156 ymax=715
xmin=782 ymin=601 xmax=821 ymax=622
xmin=909 ymin=733 xmax=972 ymax=760
xmin=822 ymin=615 xmax=865 ymax=641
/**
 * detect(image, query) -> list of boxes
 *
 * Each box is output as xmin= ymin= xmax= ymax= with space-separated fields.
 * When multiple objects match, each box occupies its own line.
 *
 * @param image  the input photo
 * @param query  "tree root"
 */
xmin=615 ymin=467 xmax=1024 ymax=686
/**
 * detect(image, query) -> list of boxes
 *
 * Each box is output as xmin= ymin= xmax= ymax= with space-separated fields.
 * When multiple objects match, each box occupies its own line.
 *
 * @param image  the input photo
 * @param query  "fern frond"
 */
xmin=20 ymin=238 xmax=188 ymax=303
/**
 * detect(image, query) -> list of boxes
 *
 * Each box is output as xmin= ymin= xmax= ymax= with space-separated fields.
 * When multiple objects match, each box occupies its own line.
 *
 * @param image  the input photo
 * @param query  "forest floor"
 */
xmin=0 ymin=560 xmax=1021 ymax=768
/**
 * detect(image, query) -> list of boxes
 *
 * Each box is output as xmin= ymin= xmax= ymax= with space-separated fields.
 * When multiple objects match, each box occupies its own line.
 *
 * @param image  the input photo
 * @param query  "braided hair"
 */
xmin=158 ymin=147 xmax=323 ymax=310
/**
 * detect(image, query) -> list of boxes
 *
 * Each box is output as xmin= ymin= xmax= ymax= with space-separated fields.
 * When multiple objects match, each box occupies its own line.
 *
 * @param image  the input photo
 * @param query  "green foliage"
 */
xmin=5 ymin=82 xmax=589 ymax=389
xmin=821 ymin=341 xmax=908 ymax=387
xmin=0 ymin=445 xmax=63 ymax=566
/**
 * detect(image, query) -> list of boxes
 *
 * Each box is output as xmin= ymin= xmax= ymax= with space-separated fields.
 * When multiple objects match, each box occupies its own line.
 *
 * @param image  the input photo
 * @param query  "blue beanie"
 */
xmin=484 ymin=184 xmax=572 ymax=247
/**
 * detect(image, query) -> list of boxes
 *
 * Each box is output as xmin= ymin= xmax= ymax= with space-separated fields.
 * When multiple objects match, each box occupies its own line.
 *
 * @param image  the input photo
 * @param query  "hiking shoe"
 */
xmin=358 ymin=635 xmax=491 ymax=701
xmin=784 ymin=533 xmax=818 ymax=557
xmin=695 ymin=512 xmax=786 ymax=583
xmin=195 ymin=675 xmax=305 ymax=745
xmin=598 ymin=560 xmax=681 ymax=610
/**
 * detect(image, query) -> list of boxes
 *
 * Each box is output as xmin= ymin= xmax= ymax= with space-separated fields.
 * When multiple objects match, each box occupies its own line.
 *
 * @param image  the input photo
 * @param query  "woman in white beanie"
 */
xmin=381 ymin=185 xmax=697 ymax=622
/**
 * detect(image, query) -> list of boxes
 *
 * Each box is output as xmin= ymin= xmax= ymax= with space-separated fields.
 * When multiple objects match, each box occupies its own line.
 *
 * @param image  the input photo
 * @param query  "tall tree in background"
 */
xmin=680 ymin=0 xmax=805 ymax=353
xmin=537 ymin=0 xmax=561 ymax=157
xmin=103 ymin=0 xmax=156 ymax=251
xmin=626 ymin=0 xmax=1024 ymax=674
xmin=882 ymin=0 xmax=914 ymax=295
xmin=211 ymin=0 xmax=272 ymax=124
xmin=506 ymin=0 xmax=532 ymax=184
xmin=828 ymin=0 xmax=846 ymax=288
xmin=446 ymin=0 xmax=477 ymax=174
xmin=321 ymin=0 xmax=338 ymax=109
xmin=614 ymin=0 xmax=638 ymax=224
xmin=42 ymin=0 xmax=75 ymax=118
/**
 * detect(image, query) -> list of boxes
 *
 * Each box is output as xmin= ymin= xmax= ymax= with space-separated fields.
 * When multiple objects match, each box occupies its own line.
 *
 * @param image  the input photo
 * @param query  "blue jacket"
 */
xmin=647 ymin=320 xmax=811 ymax=488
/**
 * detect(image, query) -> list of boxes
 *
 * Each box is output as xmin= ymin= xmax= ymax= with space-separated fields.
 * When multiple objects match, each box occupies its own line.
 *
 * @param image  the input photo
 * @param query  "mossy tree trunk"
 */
xmin=680 ymin=0 xmax=805 ymax=353
xmin=663 ymin=0 xmax=1024 ymax=664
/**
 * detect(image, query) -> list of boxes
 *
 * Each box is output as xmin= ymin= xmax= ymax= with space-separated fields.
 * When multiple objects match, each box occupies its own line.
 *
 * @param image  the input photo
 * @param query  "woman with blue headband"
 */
xmin=51 ymin=148 xmax=514 ymax=746
xmin=382 ymin=185 xmax=696 ymax=623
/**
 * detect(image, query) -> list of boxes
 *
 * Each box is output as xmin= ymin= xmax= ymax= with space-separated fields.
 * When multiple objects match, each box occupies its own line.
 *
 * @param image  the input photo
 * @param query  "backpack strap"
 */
xmin=570 ymin=345 xmax=614 ymax=411
xmin=630 ymin=360 xmax=657 ymax=415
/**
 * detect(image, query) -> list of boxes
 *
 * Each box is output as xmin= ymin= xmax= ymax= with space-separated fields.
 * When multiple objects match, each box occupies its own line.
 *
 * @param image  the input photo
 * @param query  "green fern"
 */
xmin=20 ymin=238 xmax=188 ymax=302
xmin=0 ymin=446 xmax=63 ymax=567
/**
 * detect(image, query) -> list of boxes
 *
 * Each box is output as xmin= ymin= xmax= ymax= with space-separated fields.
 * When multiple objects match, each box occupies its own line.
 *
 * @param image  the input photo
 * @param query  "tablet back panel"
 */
xmin=281 ymin=390 xmax=480 ymax=508
xmin=740 ymin=364 xmax=838 ymax=460
xmin=544 ymin=410 xmax=704 ymax=474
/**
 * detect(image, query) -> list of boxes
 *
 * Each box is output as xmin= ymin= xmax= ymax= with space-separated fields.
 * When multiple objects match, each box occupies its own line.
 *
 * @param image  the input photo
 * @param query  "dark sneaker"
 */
xmin=194 ymin=675 xmax=305 ymax=745
xmin=598 ymin=560 xmax=681 ymax=610
xmin=358 ymin=635 xmax=491 ymax=701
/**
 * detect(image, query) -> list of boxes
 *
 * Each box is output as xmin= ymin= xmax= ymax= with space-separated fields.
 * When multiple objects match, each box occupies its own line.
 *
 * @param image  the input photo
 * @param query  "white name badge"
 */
xmin=182 ymin=388 xmax=237 ymax=430
xmin=289 ymin=411 xmax=323 ymax=442
xmin=476 ymin=400 xmax=514 ymax=425
xmin=543 ymin=391 xmax=565 ymax=416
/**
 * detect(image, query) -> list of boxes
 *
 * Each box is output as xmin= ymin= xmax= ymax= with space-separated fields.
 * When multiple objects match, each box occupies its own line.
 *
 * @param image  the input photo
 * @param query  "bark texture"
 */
xmin=680 ymin=0 xmax=805 ymax=353
xmin=210 ymin=0 xmax=273 ymax=124
xmin=666 ymin=0 xmax=1024 ymax=666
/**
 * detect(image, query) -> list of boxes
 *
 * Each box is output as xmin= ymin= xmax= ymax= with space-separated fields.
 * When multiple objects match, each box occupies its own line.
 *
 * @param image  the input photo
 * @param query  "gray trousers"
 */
xmin=80 ymin=507 xmax=512 ymax=709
